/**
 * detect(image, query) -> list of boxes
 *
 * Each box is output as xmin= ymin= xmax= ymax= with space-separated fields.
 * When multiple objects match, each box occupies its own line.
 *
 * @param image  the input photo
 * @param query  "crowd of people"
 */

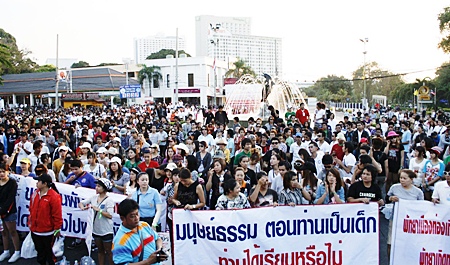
xmin=0 ymin=101 xmax=449 ymax=264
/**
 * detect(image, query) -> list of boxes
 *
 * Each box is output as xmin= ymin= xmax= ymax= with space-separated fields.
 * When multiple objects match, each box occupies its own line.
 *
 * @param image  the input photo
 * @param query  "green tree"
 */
xmin=96 ymin=63 xmax=121 ymax=67
xmin=138 ymin=65 xmax=162 ymax=97
xmin=433 ymin=62 xmax=450 ymax=106
xmin=0 ymin=43 xmax=12 ymax=85
xmin=146 ymin=49 xmax=191 ymax=60
xmin=438 ymin=7 xmax=450 ymax=53
xmin=225 ymin=58 xmax=256 ymax=78
xmin=35 ymin=64 xmax=56 ymax=72
xmin=0 ymin=29 xmax=37 ymax=74
xmin=307 ymin=75 xmax=353 ymax=102
xmin=353 ymin=61 xmax=404 ymax=105
xmin=71 ymin=61 xmax=90 ymax=68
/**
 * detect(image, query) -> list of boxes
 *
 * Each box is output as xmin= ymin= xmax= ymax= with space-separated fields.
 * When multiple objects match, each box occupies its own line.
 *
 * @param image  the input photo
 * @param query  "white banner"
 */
xmin=14 ymin=174 xmax=127 ymax=238
xmin=173 ymin=203 xmax=379 ymax=265
xmin=14 ymin=175 xmax=172 ymax=263
xmin=390 ymin=200 xmax=450 ymax=265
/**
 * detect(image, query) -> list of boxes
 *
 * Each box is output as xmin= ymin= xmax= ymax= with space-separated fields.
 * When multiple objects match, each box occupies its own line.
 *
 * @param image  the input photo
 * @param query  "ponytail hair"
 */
xmin=50 ymin=182 xmax=60 ymax=194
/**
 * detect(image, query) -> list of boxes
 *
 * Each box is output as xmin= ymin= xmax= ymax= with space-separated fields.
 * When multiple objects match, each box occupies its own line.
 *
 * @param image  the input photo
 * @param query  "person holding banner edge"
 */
xmin=386 ymin=169 xmax=423 ymax=262
xmin=78 ymin=178 xmax=115 ymax=265
xmin=29 ymin=173 xmax=63 ymax=265
xmin=0 ymin=163 xmax=21 ymax=263
xmin=347 ymin=164 xmax=384 ymax=206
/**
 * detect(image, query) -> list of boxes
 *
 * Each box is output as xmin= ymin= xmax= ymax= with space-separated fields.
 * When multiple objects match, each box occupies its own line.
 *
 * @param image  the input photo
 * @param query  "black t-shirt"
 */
xmin=372 ymin=150 xmax=387 ymax=177
xmin=387 ymin=144 xmax=404 ymax=172
xmin=244 ymin=169 xmax=257 ymax=188
xmin=187 ymin=130 xmax=201 ymax=141
xmin=347 ymin=181 xmax=382 ymax=202
xmin=250 ymin=188 xmax=278 ymax=207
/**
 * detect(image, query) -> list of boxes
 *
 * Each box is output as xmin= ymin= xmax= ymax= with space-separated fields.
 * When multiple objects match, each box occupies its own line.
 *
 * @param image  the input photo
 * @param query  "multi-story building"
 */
xmin=134 ymin=34 xmax=186 ymax=64
xmin=195 ymin=15 xmax=282 ymax=77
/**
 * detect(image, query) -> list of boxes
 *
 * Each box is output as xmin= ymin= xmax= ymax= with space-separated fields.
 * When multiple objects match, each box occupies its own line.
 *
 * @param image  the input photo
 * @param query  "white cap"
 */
xmin=96 ymin=147 xmax=107 ymax=154
xmin=110 ymin=156 xmax=122 ymax=165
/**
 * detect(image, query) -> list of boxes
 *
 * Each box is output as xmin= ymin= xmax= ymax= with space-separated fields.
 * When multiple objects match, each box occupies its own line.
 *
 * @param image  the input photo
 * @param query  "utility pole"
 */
xmin=174 ymin=28 xmax=179 ymax=105
xmin=55 ymin=34 xmax=59 ymax=110
xmin=360 ymin=38 xmax=368 ymax=111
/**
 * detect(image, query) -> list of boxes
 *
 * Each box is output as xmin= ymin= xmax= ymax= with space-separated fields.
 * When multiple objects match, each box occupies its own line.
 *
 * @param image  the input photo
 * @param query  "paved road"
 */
xmin=0 ymin=237 xmax=98 ymax=265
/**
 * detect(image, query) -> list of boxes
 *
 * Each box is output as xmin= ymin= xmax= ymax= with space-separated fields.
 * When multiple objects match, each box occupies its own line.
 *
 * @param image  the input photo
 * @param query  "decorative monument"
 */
xmin=224 ymin=74 xmax=308 ymax=120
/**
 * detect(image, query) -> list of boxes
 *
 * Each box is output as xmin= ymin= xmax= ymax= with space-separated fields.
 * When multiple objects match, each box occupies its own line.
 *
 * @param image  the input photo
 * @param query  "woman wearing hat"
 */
xmin=19 ymin=157 xmax=36 ymax=178
xmin=78 ymin=178 xmax=114 ymax=265
xmin=78 ymin=142 xmax=92 ymax=166
xmin=384 ymin=131 xmax=404 ymax=193
xmin=0 ymin=163 xmax=21 ymax=263
xmin=108 ymin=156 xmax=130 ymax=194
xmin=29 ymin=173 xmax=62 ymax=265
xmin=150 ymin=143 xmax=163 ymax=165
xmin=422 ymin=146 xmax=445 ymax=201
xmin=125 ymin=167 xmax=140 ymax=196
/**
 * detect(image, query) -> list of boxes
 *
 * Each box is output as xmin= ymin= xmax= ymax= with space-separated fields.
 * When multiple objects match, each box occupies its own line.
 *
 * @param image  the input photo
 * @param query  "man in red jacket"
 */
xmin=29 ymin=174 xmax=63 ymax=265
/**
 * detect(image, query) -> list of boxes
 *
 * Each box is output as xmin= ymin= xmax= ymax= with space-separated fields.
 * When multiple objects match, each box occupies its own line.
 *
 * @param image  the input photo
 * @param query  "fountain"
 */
xmin=224 ymin=74 xmax=309 ymax=121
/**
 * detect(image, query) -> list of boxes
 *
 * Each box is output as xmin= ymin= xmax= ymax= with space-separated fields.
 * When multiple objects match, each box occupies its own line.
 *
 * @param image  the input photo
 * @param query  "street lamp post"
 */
xmin=360 ymin=38 xmax=368 ymax=110
xmin=210 ymin=24 xmax=221 ymax=107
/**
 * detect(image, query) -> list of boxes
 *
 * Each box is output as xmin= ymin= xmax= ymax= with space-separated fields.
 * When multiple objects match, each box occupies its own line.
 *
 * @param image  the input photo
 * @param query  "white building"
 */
xmin=134 ymin=34 xmax=186 ymax=64
xmin=135 ymin=56 xmax=228 ymax=107
xmin=195 ymin=15 xmax=282 ymax=77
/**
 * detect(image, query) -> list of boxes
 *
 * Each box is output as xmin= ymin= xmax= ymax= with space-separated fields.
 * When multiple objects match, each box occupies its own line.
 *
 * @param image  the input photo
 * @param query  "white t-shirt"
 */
xmin=341 ymin=153 xmax=356 ymax=180
xmin=83 ymin=164 xmax=106 ymax=179
xmin=318 ymin=141 xmax=331 ymax=154
xmin=408 ymin=158 xmax=428 ymax=187
xmin=289 ymin=142 xmax=302 ymax=162
xmin=268 ymin=169 xmax=281 ymax=185
xmin=15 ymin=141 xmax=33 ymax=167
xmin=315 ymin=109 xmax=326 ymax=124
xmin=271 ymin=175 xmax=284 ymax=195
xmin=432 ymin=181 xmax=450 ymax=205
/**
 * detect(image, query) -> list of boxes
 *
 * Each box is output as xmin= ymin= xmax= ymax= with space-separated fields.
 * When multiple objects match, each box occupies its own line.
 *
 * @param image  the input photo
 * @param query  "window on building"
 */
xmin=153 ymin=76 xmax=160 ymax=88
xmin=188 ymin=73 xmax=194 ymax=87
xmin=167 ymin=74 xmax=170 ymax=88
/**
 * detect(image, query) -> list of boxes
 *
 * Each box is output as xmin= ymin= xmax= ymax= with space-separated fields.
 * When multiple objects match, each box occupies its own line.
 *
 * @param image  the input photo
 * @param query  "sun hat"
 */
xmin=96 ymin=178 xmax=113 ymax=191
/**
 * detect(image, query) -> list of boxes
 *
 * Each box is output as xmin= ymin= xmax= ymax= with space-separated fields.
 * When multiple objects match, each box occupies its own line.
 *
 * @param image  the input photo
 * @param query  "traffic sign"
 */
xmin=119 ymin=85 xmax=141 ymax=99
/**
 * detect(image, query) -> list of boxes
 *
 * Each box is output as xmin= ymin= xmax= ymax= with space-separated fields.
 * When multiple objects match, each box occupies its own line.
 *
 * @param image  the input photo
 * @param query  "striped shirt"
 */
xmin=279 ymin=188 xmax=305 ymax=205
xmin=112 ymin=222 xmax=160 ymax=265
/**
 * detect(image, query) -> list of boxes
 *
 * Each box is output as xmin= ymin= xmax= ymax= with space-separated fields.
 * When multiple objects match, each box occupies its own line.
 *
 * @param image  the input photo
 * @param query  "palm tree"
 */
xmin=138 ymin=64 xmax=162 ymax=97
xmin=0 ymin=43 xmax=12 ymax=85
xmin=225 ymin=58 xmax=256 ymax=79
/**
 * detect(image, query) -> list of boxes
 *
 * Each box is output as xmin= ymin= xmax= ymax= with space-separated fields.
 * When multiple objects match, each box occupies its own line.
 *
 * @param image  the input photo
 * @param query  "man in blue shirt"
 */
xmin=112 ymin=199 xmax=167 ymax=265
xmin=65 ymin=159 xmax=96 ymax=189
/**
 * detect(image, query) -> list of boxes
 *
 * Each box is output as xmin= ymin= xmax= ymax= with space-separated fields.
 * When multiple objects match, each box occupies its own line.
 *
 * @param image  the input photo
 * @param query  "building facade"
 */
xmin=137 ymin=56 xmax=228 ymax=107
xmin=134 ymin=34 xmax=186 ymax=64
xmin=195 ymin=15 xmax=282 ymax=77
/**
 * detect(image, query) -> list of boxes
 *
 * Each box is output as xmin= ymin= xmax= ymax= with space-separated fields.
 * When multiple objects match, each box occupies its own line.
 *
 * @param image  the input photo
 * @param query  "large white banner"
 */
xmin=173 ymin=203 xmax=379 ymax=265
xmin=14 ymin=174 xmax=127 ymax=237
xmin=390 ymin=200 xmax=450 ymax=265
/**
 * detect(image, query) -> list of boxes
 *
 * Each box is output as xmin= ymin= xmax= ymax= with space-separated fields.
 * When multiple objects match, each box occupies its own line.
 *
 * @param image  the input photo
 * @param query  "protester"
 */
xmin=112 ymin=199 xmax=167 ymax=265
xmin=29 ymin=173 xmax=63 ymax=265
xmin=386 ymin=169 xmax=424 ymax=259
xmin=347 ymin=165 xmax=384 ymax=206
xmin=0 ymin=163 xmax=21 ymax=263
xmin=249 ymin=172 xmax=279 ymax=207
xmin=108 ymin=156 xmax=130 ymax=194
xmin=431 ymin=164 xmax=450 ymax=205
xmin=131 ymin=172 xmax=163 ymax=231
xmin=78 ymin=178 xmax=114 ymax=265
xmin=215 ymin=178 xmax=251 ymax=210
xmin=314 ymin=168 xmax=346 ymax=204
xmin=206 ymin=159 xmax=232 ymax=210
xmin=83 ymin=152 xmax=106 ymax=179
xmin=279 ymin=171 xmax=311 ymax=206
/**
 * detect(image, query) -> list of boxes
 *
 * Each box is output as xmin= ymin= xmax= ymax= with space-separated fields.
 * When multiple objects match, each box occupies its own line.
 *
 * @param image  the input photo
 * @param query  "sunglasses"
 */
xmin=199 ymin=145 xmax=205 ymax=148
xmin=271 ymin=142 xmax=279 ymax=145
xmin=444 ymin=171 xmax=450 ymax=175
xmin=324 ymin=165 xmax=332 ymax=169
